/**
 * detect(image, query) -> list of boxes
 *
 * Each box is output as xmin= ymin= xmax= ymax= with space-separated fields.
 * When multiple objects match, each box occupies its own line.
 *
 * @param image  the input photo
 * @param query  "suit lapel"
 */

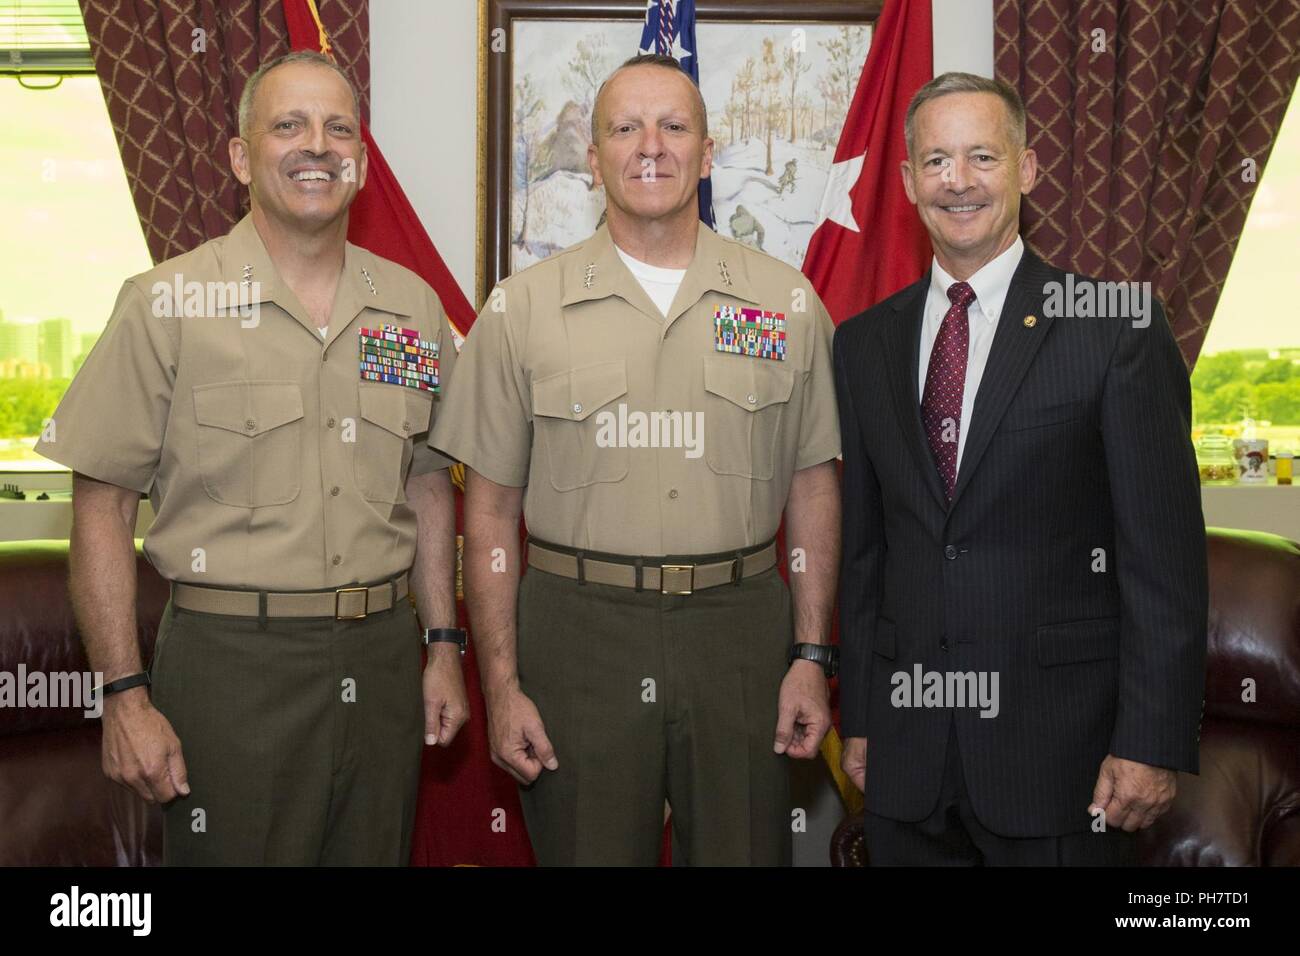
xmin=884 ymin=273 xmax=949 ymax=512
xmin=948 ymin=250 xmax=1057 ymax=508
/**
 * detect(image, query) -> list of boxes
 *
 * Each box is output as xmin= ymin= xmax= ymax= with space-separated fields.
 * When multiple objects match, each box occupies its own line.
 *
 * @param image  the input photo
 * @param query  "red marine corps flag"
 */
xmin=802 ymin=0 xmax=933 ymax=322
xmin=284 ymin=0 xmax=535 ymax=866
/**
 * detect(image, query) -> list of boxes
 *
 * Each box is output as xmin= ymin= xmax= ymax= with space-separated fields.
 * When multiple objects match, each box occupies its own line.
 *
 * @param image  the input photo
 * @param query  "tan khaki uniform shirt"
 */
xmin=430 ymin=222 xmax=839 ymax=555
xmin=35 ymin=214 xmax=459 ymax=589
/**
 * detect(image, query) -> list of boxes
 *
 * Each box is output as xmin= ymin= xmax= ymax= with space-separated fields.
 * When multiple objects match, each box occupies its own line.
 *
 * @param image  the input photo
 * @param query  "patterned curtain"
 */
xmin=995 ymin=0 xmax=1300 ymax=367
xmin=79 ymin=0 xmax=370 ymax=264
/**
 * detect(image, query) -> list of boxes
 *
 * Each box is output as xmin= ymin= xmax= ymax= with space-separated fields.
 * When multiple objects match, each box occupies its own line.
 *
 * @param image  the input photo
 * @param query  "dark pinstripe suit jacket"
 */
xmin=833 ymin=248 xmax=1208 ymax=837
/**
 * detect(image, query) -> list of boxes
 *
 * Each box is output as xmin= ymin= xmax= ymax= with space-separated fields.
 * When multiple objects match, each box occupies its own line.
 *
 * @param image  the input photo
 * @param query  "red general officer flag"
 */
xmin=803 ymin=0 xmax=934 ymax=322
xmin=801 ymin=0 xmax=932 ymax=811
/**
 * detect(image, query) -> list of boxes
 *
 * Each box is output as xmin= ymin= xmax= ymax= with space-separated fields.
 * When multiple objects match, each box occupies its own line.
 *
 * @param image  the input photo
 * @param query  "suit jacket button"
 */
xmin=944 ymin=544 xmax=958 ymax=560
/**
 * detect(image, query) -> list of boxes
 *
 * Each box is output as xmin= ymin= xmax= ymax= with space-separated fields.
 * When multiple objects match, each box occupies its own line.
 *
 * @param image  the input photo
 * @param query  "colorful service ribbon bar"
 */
xmin=714 ymin=305 xmax=787 ymax=361
xmin=359 ymin=324 xmax=439 ymax=391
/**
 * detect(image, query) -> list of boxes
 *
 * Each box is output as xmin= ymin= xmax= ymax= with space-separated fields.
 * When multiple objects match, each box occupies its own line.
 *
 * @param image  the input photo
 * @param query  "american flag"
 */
xmin=638 ymin=0 xmax=715 ymax=228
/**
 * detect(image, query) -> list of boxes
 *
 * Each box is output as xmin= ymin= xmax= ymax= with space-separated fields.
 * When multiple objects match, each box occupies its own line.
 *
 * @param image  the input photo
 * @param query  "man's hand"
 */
xmin=101 ymin=687 xmax=189 ymax=803
xmin=1090 ymin=755 xmax=1177 ymax=831
xmin=774 ymin=660 xmax=832 ymax=758
xmin=484 ymin=680 xmax=558 ymax=785
xmin=842 ymin=736 xmax=867 ymax=793
xmin=422 ymin=644 xmax=469 ymax=747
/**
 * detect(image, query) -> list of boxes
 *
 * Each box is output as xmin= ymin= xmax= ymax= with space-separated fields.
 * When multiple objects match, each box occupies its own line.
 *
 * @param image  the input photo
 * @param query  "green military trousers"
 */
xmin=148 ymin=597 xmax=425 ymax=865
xmin=515 ymin=564 xmax=794 ymax=866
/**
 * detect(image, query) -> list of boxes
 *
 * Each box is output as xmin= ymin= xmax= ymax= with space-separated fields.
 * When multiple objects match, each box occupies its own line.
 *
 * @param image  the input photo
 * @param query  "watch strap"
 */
xmin=423 ymin=627 xmax=467 ymax=653
xmin=787 ymin=642 xmax=838 ymax=678
xmin=99 ymin=672 xmax=151 ymax=698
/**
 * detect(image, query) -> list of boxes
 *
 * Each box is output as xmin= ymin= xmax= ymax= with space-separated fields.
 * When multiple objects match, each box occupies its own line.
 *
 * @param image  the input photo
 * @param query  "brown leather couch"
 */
xmin=0 ymin=539 xmax=167 ymax=865
xmin=830 ymin=528 xmax=1300 ymax=866
xmin=2 ymin=530 xmax=1296 ymax=865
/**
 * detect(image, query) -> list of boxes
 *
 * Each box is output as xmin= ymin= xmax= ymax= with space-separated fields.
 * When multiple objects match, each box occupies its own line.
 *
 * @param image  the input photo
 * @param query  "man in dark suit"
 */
xmin=833 ymin=72 xmax=1207 ymax=865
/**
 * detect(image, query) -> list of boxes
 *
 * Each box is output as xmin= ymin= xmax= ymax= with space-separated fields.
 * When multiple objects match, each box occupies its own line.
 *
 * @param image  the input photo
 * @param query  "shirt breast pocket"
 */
xmin=702 ymin=356 xmax=794 ymax=480
xmin=354 ymin=382 xmax=432 ymax=504
xmin=530 ymin=361 xmax=629 ymax=492
xmin=192 ymin=381 xmax=304 ymax=507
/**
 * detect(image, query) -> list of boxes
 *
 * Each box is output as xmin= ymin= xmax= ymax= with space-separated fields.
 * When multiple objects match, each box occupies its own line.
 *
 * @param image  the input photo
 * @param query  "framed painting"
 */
xmin=477 ymin=0 xmax=882 ymax=305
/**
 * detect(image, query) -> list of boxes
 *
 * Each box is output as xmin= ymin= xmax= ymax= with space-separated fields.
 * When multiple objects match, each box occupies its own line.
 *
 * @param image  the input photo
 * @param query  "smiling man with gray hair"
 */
xmin=35 ymin=50 xmax=468 ymax=865
xmin=834 ymin=71 xmax=1207 ymax=866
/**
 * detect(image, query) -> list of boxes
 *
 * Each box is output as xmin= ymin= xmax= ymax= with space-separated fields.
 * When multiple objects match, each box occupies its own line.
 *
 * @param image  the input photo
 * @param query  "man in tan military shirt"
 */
xmin=35 ymin=51 xmax=467 ymax=865
xmin=431 ymin=54 xmax=842 ymax=865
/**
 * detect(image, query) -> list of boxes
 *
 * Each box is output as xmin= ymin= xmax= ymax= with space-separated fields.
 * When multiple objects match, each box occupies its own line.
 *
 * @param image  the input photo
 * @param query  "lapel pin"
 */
xmin=241 ymin=264 xmax=253 ymax=286
xmin=1023 ymin=314 xmax=1037 ymax=328
xmin=718 ymin=259 xmax=732 ymax=286
xmin=583 ymin=262 xmax=596 ymax=289
xmin=361 ymin=266 xmax=378 ymax=295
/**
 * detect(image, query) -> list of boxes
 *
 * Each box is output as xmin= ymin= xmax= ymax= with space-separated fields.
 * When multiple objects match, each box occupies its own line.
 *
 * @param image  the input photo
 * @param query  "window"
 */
xmin=0 ymin=0 xmax=95 ymax=76
xmin=1191 ymin=88 xmax=1300 ymax=477
xmin=0 ymin=4 xmax=150 ymax=471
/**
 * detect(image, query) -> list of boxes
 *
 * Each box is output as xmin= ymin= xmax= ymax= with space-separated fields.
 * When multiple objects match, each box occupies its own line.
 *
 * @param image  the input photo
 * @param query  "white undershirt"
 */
xmin=615 ymin=245 xmax=687 ymax=317
xmin=918 ymin=236 xmax=1024 ymax=472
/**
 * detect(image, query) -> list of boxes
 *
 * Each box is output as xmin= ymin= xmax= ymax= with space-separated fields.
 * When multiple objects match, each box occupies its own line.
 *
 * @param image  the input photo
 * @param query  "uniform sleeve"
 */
xmin=427 ymin=281 xmax=533 ymax=487
xmin=409 ymin=283 xmax=460 ymax=476
xmin=793 ymin=292 xmax=842 ymax=470
xmin=33 ymin=280 xmax=177 ymax=493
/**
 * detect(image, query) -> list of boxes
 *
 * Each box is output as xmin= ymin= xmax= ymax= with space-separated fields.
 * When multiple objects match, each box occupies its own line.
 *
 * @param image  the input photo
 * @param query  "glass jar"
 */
xmin=1196 ymin=433 xmax=1237 ymax=484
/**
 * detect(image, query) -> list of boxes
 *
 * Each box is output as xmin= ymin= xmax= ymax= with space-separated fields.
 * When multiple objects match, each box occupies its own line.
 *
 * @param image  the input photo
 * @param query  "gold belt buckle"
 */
xmin=660 ymin=564 xmax=695 ymax=596
xmin=335 ymin=585 xmax=369 ymax=620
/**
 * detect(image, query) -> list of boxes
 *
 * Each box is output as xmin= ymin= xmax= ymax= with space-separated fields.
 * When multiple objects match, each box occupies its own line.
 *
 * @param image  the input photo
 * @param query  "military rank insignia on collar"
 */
xmin=714 ymin=305 xmax=787 ymax=361
xmin=359 ymin=325 xmax=439 ymax=391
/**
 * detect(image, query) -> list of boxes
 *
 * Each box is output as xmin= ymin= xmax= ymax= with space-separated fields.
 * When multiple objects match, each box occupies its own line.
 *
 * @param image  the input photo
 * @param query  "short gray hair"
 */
xmin=904 ymin=71 xmax=1026 ymax=158
xmin=590 ymin=53 xmax=708 ymax=143
xmin=238 ymin=50 xmax=360 ymax=138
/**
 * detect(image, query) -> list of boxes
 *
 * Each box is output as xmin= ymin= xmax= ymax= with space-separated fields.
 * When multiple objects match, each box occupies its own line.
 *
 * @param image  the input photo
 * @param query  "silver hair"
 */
xmin=904 ymin=71 xmax=1027 ymax=158
xmin=237 ymin=50 xmax=359 ymax=139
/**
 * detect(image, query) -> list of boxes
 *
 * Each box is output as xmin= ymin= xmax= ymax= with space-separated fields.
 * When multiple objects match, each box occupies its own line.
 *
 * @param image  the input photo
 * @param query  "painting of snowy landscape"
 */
xmin=508 ymin=19 xmax=871 ymax=274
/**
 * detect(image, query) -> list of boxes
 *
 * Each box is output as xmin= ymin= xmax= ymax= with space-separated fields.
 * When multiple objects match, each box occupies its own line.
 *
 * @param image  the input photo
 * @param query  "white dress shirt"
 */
xmin=918 ymin=236 xmax=1025 ymax=473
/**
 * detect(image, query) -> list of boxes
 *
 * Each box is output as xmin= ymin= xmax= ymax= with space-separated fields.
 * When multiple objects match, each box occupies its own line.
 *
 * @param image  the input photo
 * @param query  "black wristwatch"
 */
xmin=423 ymin=627 xmax=467 ymax=655
xmin=787 ymin=643 xmax=838 ymax=678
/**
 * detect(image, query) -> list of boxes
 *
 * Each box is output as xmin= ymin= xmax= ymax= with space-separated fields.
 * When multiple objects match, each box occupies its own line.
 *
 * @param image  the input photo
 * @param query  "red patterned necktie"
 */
xmin=921 ymin=281 xmax=975 ymax=500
